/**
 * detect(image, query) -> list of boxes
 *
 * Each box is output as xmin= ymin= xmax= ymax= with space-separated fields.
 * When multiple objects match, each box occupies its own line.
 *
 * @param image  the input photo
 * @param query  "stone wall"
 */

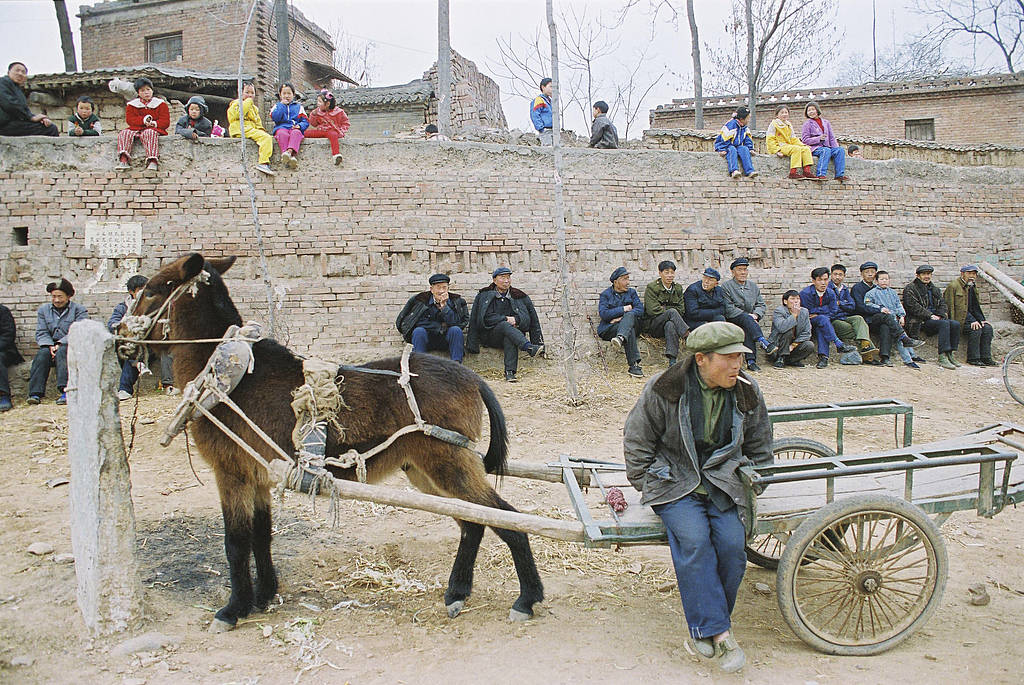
xmin=643 ymin=129 xmax=1024 ymax=168
xmin=1 ymin=137 xmax=1022 ymax=363
xmin=423 ymin=52 xmax=508 ymax=131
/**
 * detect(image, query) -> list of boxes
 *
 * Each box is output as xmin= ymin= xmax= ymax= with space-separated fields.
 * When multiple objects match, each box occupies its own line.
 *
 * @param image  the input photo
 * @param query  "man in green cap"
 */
xmin=623 ymin=321 xmax=772 ymax=674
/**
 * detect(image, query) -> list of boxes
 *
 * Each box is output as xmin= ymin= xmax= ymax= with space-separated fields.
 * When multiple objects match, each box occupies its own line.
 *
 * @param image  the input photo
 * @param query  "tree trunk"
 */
xmin=437 ymin=0 xmax=452 ymax=136
xmin=54 ymin=0 xmax=77 ymax=72
xmin=686 ymin=0 xmax=703 ymax=129
xmin=274 ymin=0 xmax=291 ymax=83
xmin=745 ymin=0 xmax=756 ymax=128
xmin=546 ymin=0 xmax=580 ymax=405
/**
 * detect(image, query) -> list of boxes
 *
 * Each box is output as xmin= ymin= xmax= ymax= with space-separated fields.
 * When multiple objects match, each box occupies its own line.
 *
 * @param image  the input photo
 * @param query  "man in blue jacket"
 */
xmin=28 ymin=278 xmax=89 ymax=405
xmin=598 ymin=267 xmax=645 ymax=378
xmin=799 ymin=267 xmax=858 ymax=369
xmin=684 ymin=268 xmax=727 ymax=331
xmin=713 ymin=106 xmax=757 ymax=179
xmin=530 ymin=78 xmax=554 ymax=145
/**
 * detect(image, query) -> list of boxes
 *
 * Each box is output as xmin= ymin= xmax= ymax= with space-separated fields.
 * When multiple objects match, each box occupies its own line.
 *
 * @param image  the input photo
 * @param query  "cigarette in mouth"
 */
xmin=736 ymin=376 xmax=752 ymax=385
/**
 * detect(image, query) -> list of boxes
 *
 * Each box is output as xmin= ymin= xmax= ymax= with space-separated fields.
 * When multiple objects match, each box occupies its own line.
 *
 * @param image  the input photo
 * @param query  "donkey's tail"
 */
xmin=478 ymin=379 xmax=509 ymax=476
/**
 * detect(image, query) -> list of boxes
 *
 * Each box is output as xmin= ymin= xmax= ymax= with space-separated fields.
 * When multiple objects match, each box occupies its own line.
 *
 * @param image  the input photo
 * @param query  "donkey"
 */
xmin=122 ymin=253 xmax=544 ymax=631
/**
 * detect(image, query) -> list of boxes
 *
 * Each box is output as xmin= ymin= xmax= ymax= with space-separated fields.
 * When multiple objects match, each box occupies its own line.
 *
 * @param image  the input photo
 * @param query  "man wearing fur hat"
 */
xmin=624 ymin=321 xmax=772 ymax=673
xmin=396 ymin=273 xmax=469 ymax=362
xmin=28 ymin=278 xmax=88 ymax=405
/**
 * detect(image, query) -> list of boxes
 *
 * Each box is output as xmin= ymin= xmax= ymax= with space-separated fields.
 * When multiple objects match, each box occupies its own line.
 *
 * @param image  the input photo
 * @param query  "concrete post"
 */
xmin=67 ymin=320 xmax=144 ymax=635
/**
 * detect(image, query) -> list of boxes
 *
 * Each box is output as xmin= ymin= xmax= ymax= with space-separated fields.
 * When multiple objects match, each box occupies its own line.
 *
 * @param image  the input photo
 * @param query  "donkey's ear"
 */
xmin=205 ymin=256 xmax=237 ymax=275
xmin=179 ymin=253 xmax=205 ymax=281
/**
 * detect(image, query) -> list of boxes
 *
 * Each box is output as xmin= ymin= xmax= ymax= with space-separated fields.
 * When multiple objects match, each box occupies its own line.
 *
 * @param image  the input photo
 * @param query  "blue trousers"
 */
xmin=119 ymin=360 xmax=140 ymax=393
xmin=411 ymin=326 xmax=464 ymax=362
xmin=810 ymin=316 xmax=842 ymax=355
xmin=813 ymin=145 xmax=845 ymax=178
xmin=723 ymin=146 xmax=754 ymax=175
xmin=727 ymin=313 xmax=766 ymax=363
xmin=654 ymin=494 xmax=747 ymax=639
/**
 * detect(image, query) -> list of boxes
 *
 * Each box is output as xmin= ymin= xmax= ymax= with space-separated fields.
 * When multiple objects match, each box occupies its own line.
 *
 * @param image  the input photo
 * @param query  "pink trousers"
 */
xmin=274 ymin=128 xmax=304 ymax=153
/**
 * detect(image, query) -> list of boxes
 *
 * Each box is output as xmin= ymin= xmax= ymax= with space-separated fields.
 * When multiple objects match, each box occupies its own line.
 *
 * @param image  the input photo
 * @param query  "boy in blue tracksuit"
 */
xmin=530 ymin=78 xmax=554 ymax=145
xmin=598 ymin=267 xmax=645 ymax=378
xmin=714 ymin=106 xmax=757 ymax=178
xmin=799 ymin=267 xmax=857 ymax=368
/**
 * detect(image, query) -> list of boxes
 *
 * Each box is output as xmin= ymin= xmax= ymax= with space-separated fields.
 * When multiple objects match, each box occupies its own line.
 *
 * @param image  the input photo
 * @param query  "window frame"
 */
xmin=904 ymin=118 xmax=935 ymax=141
xmin=146 ymin=32 xmax=183 ymax=64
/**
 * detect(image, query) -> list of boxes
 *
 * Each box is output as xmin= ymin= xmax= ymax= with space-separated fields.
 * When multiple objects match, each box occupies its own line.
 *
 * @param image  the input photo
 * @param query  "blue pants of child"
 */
xmin=653 ymin=493 xmax=747 ymax=640
xmin=723 ymin=146 xmax=754 ymax=175
xmin=810 ymin=316 xmax=843 ymax=355
xmin=813 ymin=146 xmax=845 ymax=178
xmin=411 ymin=326 xmax=464 ymax=362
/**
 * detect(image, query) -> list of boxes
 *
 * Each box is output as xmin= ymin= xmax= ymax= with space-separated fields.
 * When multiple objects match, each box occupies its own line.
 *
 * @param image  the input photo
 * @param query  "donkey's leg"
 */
xmin=251 ymin=483 xmax=278 ymax=611
xmin=486 ymin=494 xmax=544 ymax=621
xmin=211 ymin=470 xmax=256 ymax=631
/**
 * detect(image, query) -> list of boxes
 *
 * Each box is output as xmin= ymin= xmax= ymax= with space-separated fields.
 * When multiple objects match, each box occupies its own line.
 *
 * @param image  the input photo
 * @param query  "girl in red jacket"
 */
xmin=116 ymin=77 xmax=169 ymax=172
xmin=305 ymin=89 xmax=350 ymax=165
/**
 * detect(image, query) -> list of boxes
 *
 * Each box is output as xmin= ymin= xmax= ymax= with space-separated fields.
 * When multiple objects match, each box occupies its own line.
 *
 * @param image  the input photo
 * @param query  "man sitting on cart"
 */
xmin=623 ymin=321 xmax=772 ymax=673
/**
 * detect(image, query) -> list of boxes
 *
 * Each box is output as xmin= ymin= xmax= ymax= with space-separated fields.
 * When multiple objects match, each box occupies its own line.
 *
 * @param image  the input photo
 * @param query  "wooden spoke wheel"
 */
xmin=776 ymin=495 xmax=947 ymax=655
xmin=1002 ymin=345 xmax=1024 ymax=407
xmin=745 ymin=437 xmax=837 ymax=570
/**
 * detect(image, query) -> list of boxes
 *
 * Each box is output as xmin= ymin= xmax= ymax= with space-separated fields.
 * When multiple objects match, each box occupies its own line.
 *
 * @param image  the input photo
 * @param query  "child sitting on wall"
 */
xmin=270 ymin=82 xmax=308 ymax=169
xmin=67 ymin=96 xmax=101 ymax=137
xmin=305 ymin=89 xmax=349 ymax=165
xmin=116 ymin=77 xmax=169 ymax=172
xmin=227 ymin=81 xmax=276 ymax=176
xmin=714 ymin=106 xmax=757 ymax=179
xmin=765 ymin=105 xmax=815 ymax=180
xmin=174 ymin=95 xmax=212 ymax=141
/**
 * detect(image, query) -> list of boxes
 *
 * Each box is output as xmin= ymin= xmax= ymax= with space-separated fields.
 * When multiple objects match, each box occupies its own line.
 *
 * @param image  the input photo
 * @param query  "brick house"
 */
xmin=650 ymin=72 xmax=1024 ymax=145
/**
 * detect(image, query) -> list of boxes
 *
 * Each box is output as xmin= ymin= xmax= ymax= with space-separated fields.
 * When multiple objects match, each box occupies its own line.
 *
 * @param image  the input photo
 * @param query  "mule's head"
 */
xmin=117 ymin=253 xmax=237 ymax=360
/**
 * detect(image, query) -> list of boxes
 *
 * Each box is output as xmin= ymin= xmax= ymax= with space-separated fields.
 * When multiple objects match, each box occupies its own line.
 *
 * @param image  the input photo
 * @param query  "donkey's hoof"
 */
xmin=446 ymin=600 xmax=465 ymax=618
xmin=208 ymin=618 xmax=235 ymax=633
xmin=508 ymin=608 xmax=533 ymax=622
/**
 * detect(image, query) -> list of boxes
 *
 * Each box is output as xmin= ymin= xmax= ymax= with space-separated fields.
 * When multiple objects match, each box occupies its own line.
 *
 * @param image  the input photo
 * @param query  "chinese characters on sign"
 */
xmin=84 ymin=221 xmax=142 ymax=258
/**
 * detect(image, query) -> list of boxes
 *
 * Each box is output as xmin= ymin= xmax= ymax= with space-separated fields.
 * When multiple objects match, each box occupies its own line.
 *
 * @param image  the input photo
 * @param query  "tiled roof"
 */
xmin=327 ymin=79 xmax=433 ymax=107
xmin=28 ymin=64 xmax=251 ymax=90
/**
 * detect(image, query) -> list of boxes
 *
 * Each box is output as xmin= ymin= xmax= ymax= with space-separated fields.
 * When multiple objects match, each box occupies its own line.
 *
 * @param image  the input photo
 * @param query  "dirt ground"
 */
xmin=1 ymin=344 xmax=1023 ymax=685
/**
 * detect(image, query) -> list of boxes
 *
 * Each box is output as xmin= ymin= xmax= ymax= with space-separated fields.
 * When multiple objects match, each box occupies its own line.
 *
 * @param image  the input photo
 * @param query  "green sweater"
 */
xmin=642 ymin=279 xmax=686 ymax=322
xmin=66 ymin=112 xmax=101 ymax=136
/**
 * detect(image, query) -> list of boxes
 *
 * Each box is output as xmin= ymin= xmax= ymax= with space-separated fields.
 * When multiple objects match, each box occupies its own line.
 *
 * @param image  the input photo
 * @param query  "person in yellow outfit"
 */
xmin=765 ymin=105 xmax=814 ymax=180
xmin=227 ymin=81 xmax=276 ymax=176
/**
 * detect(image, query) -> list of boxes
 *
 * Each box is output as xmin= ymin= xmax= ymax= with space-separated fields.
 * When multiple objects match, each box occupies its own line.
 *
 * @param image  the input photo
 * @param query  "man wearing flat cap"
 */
xmin=466 ymin=267 xmax=544 ymax=382
xmin=598 ymin=267 xmax=645 ymax=378
xmin=720 ymin=258 xmax=777 ymax=372
xmin=28 ymin=278 xmax=89 ymax=405
xmin=396 ymin=273 xmax=469 ymax=363
xmin=943 ymin=265 xmax=996 ymax=366
xmin=642 ymin=260 xmax=688 ymax=367
xmin=903 ymin=265 xmax=961 ymax=370
xmin=624 ymin=321 xmax=772 ymax=674
xmin=683 ymin=267 xmax=727 ymax=332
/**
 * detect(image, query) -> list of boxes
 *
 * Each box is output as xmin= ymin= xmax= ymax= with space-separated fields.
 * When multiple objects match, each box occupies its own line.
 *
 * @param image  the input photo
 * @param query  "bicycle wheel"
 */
xmin=1003 ymin=345 xmax=1024 ymax=407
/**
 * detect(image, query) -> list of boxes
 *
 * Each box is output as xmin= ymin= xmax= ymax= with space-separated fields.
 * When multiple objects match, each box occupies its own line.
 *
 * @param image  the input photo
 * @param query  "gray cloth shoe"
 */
xmin=714 ymin=635 xmax=745 ymax=673
xmin=939 ymin=353 xmax=957 ymax=370
xmin=692 ymin=637 xmax=715 ymax=658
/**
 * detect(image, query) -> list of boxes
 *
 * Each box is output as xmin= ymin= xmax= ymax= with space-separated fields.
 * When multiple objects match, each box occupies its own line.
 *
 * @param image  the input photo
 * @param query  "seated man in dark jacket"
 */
xmin=903 ymin=265 xmax=960 ymax=370
xmin=467 ymin=267 xmax=544 ymax=382
xmin=598 ymin=267 xmax=644 ymax=378
xmin=0 ymin=62 xmax=58 ymax=137
xmin=29 ymin=278 xmax=89 ymax=405
xmin=0 ymin=302 xmax=25 ymax=411
xmin=683 ymin=268 xmax=727 ymax=331
xmin=396 ymin=273 xmax=469 ymax=363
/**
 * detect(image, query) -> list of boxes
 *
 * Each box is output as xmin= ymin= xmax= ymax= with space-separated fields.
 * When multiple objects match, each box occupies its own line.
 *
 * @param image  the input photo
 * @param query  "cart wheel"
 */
xmin=745 ymin=437 xmax=838 ymax=569
xmin=1003 ymin=345 xmax=1024 ymax=407
xmin=776 ymin=494 xmax=947 ymax=655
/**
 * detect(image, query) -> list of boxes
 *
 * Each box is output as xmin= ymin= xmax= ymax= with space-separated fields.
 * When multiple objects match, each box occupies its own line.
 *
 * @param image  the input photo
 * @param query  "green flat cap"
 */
xmin=686 ymin=321 xmax=752 ymax=355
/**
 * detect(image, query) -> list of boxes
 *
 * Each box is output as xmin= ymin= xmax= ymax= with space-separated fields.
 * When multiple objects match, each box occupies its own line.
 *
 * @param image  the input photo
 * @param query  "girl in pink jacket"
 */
xmin=305 ymin=90 xmax=350 ymax=165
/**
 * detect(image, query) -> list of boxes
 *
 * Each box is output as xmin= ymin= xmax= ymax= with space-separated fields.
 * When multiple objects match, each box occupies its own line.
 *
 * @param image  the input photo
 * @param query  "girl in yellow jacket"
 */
xmin=765 ymin=105 xmax=814 ymax=180
xmin=227 ymin=81 xmax=276 ymax=176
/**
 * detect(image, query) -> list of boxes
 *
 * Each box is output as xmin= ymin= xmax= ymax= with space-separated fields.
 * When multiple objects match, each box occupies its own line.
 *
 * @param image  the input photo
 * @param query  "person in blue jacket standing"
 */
xmin=598 ymin=267 xmax=645 ymax=378
xmin=714 ymin=106 xmax=758 ymax=179
xmin=530 ymin=78 xmax=554 ymax=145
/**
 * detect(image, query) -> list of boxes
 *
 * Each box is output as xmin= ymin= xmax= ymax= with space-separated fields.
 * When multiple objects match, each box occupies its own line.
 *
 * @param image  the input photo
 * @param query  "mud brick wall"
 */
xmin=1 ymin=136 xmax=1022 ymax=363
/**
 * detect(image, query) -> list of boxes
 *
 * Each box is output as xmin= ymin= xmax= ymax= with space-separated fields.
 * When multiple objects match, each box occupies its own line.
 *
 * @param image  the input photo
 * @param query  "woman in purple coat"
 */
xmin=800 ymin=101 xmax=846 ymax=181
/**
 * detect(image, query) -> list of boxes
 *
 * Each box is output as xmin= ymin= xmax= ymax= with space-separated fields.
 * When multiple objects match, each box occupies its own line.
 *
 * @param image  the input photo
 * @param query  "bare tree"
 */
xmin=838 ymin=38 xmax=972 ymax=83
xmin=558 ymin=5 xmax=619 ymax=128
xmin=54 ymin=0 xmax=77 ymax=72
xmin=613 ymin=46 xmax=665 ymax=140
xmin=328 ymin=22 xmax=378 ymax=87
xmin=705 ymin=0 xmax=841 ymax=128
xmin=913 ymin=0 xmax=1023 ymax=73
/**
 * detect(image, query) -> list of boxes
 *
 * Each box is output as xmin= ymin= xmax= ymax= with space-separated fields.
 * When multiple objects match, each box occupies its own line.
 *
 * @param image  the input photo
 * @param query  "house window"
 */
xmin=905 ymin=118 xmax=935 ymax=141
xmin=147 ymin=33 xmax=182 ymax=63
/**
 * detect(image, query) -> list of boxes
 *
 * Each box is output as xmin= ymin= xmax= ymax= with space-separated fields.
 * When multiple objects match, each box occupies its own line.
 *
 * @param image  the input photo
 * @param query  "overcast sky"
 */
xmin=0 ymin=0 xmax=1010 ymax=137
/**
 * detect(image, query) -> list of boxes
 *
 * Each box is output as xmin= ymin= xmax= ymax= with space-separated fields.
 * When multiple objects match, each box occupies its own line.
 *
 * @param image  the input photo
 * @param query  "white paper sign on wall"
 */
xmin=84 ymin=221 xmax=142 ymax=258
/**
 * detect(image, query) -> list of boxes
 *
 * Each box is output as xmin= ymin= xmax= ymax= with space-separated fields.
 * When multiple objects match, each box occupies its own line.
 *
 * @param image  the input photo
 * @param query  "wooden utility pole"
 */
xmin=686 ymin=0 xmax=702 ymax=129
xmin=54 ymin=0 xmax=77 ymax=72
xmin=546 ymin=0 xmax=580 ymax=405
xmin=437 ymin=0 xmax=452 ymax=137
xmin=274 ymin=0 xmax=291 ymax=83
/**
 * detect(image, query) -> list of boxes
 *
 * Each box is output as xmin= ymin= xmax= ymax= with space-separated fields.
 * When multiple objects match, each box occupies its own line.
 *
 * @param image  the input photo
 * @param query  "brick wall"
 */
xmin=1 ymin=137 xmax=1022 ymax=363
xmin=423 ymin=52 xmax=508 ymax=131
xmin=651 ymin=85 xmax=1024 ymax=146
